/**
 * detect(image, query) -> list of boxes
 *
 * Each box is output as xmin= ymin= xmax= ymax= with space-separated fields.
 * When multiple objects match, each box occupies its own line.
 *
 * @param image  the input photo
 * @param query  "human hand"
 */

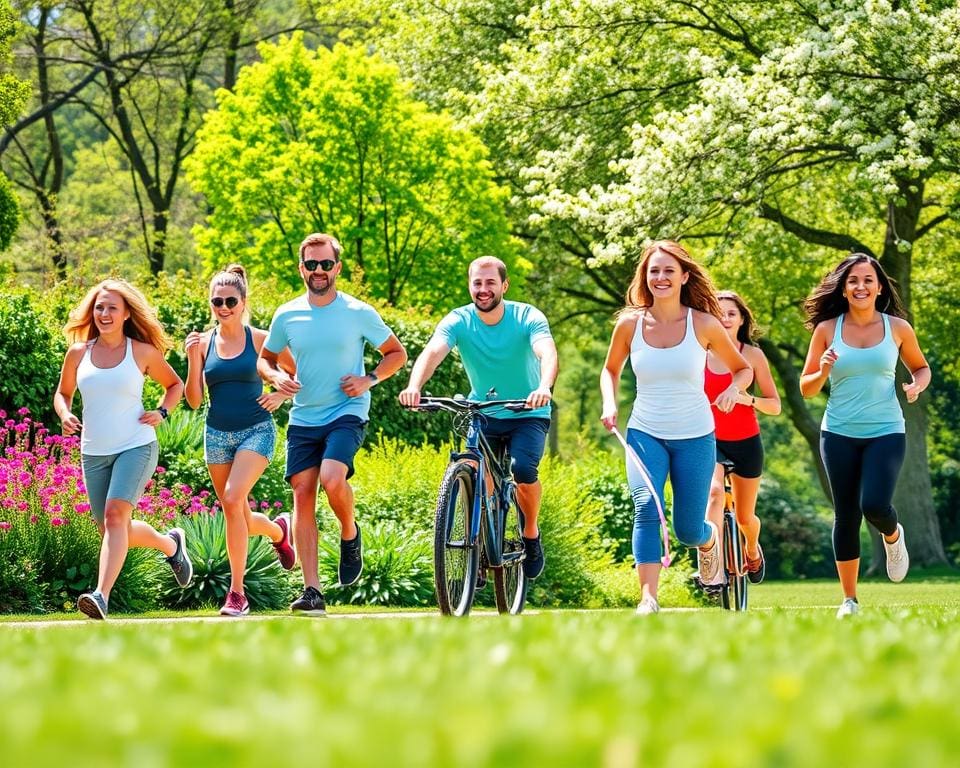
xmin=272 ymin=370 xmax=301 ymax=397
xmin=61 ymin=412 xmax=82 ymax=436
xmin=139 ymin=410 xmax=165 ymax=427
xmin=600 ymin=405 xmax=618 ymax=432
xmin=184 ymin=331 xmax=204 ymax=359
xmin=340 ymin=374 xmax=373 ymax=397
xmin=902 ymin=380 xmax=923 ymax=404
xmin=257 ymin=391 xmax=288 ymax=413
xmin=398 ymin=387 xmax=422 ymax=408
xmin=525 ymin=386 xmax=553 ymax=409
xmin=820 ymin=347 xmax=838 ymax=375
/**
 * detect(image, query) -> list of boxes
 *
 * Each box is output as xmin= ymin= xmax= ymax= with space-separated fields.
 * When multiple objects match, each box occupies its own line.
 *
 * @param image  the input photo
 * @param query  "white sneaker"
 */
xmin=636 ymin=596 xmax=660 ymax=615
xmin=836 ymin=598 xmax=860 ymax=619
xmin=697 ymin=520 xmax=723 ymax=586
xmin=883 ymin=524 xmax=909 ymax=583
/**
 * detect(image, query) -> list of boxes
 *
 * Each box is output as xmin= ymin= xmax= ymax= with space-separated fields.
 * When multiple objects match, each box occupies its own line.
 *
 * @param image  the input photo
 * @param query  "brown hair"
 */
xmin=209 ymin=264 xmax=250 ymax=323
xmin=468 ymin=256 xmax=507 ymax=282
xmin=298 ymin=233 xmax=342 ymax=261
xmin=624 ymin=240 xmax=721 ymax=318
xmin=63 ymin=279 xmax=173 ymax=352
xmin=803 ymin=253 xmax=906 ymax=330
xmin=716 ymin=290 xmax=759 ymax=344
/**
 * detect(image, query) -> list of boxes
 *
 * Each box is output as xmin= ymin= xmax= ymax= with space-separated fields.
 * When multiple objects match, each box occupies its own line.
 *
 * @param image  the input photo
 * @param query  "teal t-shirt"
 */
xmin=264 ymin=292 xmax=392 ymax=427
xmin=434 ymin=301 xmax=553 ymax=420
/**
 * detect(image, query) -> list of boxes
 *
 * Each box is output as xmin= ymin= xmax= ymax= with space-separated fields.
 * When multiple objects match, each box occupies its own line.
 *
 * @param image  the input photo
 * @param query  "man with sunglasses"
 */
xmin=399 ymin=256 xmax=558 ymax=580
xmin=258 ymin=233 xmax=407 ymax=615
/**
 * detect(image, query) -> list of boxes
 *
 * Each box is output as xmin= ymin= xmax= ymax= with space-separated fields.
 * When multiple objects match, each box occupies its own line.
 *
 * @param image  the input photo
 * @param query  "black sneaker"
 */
xmin=291 ymin=586 xmax=326 ymax=616
xmin=338 ymin=525 xmax=363 ymax=586
xmin=78 ymin=591 xmax=108 ymax=620
xmin=521 ymin=534 xmax=545 ymax=580
xmin=745 ymin=544 xmax=766 ymax=585
xmin=165 ymin=527 xmax=193 ymax=588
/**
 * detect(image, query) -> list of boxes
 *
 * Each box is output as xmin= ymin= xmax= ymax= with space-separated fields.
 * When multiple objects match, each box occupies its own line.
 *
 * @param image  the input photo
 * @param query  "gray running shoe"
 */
xmin=291 ymin=586 xmax=326 ymax=616
xmin=78 ymin=591 xmax=108 ymax=620
xmin=836 ymin=597 xmax=860 ymax=619
xmin=165 ymin=528 xmax=193 ymax=588
xmin=636 ymin=596 xmax=660 ymax=615
xmin=883 ymin=524 xmax=909 ymax=583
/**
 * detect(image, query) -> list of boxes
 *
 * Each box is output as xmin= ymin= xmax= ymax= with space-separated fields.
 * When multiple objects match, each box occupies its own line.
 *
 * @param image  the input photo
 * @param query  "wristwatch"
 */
xmin=157 ymin=406 xmax=169 ymax=420
xmin=367 ymin=371 xmax=379 ymax=386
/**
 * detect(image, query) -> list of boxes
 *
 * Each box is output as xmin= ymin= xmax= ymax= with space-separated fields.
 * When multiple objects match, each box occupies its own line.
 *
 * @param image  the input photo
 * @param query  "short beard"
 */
xmin=306 ymin=276 xmax=333 ymax=296
xmin=473 ymin=294 xmax=502 ymax=313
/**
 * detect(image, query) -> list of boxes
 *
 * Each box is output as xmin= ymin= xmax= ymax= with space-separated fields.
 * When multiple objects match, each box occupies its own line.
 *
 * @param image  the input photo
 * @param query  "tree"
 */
xmin=186 ymin=35 xmax=515 ymax=307
xmin=0 ymin=0 xmax=30 ymax=251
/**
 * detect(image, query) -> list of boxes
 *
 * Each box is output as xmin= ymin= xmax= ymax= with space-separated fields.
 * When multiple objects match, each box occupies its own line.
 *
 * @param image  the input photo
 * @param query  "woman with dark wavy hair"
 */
xmin=800 ymin=253 xmax=930 ymax=618
xmin=600 ymin=240 xmax=752 ymax=614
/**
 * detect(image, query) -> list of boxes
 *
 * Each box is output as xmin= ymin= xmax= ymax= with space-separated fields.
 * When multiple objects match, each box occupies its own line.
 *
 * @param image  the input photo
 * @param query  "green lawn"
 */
xmin=2 ymin=578 xmax=959 ymax=767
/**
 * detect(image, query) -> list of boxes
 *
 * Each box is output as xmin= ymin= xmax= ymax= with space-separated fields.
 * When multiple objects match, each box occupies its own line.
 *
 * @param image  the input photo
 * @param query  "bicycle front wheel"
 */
xmin=720 ymin=512 xmax=748 ymax=611
xmin=434 ymin=460 xmax=480 ymax=617
xmin=493 ymin=490 xmax=529 ymax=615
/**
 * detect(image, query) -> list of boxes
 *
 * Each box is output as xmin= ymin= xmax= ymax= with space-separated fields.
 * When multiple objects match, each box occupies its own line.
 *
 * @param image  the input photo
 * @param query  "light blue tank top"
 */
xmin=822 ymin=313 xmax=904 ymax=438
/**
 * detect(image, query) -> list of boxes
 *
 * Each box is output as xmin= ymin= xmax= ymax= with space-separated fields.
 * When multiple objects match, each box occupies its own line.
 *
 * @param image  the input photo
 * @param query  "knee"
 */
xmin=708 ymin=482 xmax=724 ymax=507
xmin=319 ymin=467 xmax=348 ymax=496
xmin=221 ymin=488 xmax=249 ymax=515
xmin=675 ymin=518 xmax=709 ymax=548
xmin=512 ymin=459 xmax=539 ymax=485
xmin=102 ymin=503 xmax=129 ymax=530
xmin=861 ymin=499 xmax=895 ymax=527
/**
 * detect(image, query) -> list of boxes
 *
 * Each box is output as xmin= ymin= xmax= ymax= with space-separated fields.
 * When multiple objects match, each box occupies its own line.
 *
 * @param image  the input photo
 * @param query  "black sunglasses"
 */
xmin=210 ymin=296 xmax=240 ymax=309
xmin=302 ymin=258 xmax=337 ymax=272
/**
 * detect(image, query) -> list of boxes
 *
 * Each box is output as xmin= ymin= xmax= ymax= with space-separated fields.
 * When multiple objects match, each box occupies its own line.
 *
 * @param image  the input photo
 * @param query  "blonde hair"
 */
xmin=64 ymin=279 xmax=173 ymax=352
xmin=298 ymin=233 xmax=342 ymax=261
xmin=624 ymin=240 xmax=721 ymax=318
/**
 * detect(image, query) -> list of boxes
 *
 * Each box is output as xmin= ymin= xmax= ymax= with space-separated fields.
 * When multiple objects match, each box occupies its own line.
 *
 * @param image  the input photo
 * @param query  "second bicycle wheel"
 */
xmin=720 ymin=512 xmax=748 ymax=611
xmin=493 ymin=488 xmax=529 ymax=615
xmin=434 ymin=460 xmax=480 ymax=616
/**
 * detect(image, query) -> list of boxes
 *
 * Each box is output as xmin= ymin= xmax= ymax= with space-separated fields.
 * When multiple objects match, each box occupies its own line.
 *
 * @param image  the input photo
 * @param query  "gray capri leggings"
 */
xmin=81 ymin=441 xmax=159 ymax=525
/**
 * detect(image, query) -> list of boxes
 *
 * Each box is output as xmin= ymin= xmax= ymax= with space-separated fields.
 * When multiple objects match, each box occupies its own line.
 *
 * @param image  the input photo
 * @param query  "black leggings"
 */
xmin=820 ymin=431 xmax=904 ymax=562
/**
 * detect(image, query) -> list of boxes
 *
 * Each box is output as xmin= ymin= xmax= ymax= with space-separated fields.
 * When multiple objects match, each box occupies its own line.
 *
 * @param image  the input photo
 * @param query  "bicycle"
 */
xmin=403 ymin=396 xmax=530 ymax=617
xmin=719 ymin=460 xmax=748 ymax=611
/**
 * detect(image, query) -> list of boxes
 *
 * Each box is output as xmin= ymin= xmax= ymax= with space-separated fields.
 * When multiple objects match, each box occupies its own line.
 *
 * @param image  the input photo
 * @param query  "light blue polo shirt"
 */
xmin=264 ymin=292 xmax=392 ymax=427
xmin=434 ymin=301 xmax=553 ymax=420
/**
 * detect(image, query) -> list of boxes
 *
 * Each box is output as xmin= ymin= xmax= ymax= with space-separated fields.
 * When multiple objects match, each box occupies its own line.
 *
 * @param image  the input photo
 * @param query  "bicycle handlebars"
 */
xmin=402 ymin=396 xmax=530 ymax=413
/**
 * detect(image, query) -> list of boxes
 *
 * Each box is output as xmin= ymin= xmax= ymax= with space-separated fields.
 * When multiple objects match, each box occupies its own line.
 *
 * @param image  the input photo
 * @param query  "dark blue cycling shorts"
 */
xmin=481 ymin=417 xmax=550 ymax=484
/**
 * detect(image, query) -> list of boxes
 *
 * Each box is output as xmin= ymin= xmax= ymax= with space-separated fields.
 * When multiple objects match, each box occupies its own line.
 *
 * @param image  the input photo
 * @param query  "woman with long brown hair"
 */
xmin=703 ymin=290 xmax=781 ymax=588
xmin=53 ymin=279 xmax=191 ymax=620
xmin=600 ymin=240 xmax=752 ymax=614
xmin=800 ymin=254 xmax=930 ymax=618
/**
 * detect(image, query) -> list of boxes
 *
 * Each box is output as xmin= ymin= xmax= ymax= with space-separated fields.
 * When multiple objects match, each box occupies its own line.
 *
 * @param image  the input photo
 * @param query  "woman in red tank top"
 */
xmin=703 ymin=291 xmax=781 ymax=584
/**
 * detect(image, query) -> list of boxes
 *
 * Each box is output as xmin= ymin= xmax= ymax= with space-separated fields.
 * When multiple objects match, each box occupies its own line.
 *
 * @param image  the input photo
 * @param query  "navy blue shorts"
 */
xmin=715 ymin=434 xmax=764 ymax=479
xmin=285 ymin=416 xmax=367 ymax=481
xmin=481 ymin=417 xmax=550 ymax=484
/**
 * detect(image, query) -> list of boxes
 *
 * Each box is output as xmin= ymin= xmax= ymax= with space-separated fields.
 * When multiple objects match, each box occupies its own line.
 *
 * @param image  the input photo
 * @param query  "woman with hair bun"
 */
xmin=800 ymin=253 xmax=930 ymax=618
xmin=185 ymin=265 xmax=297 ymax=616
xmin=54 ymin=278 xmax=190 ymax=620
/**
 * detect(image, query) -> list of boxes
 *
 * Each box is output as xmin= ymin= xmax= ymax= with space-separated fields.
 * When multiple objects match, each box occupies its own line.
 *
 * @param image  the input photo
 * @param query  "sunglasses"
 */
xmin=302 ymin=258 xmax=337 ymax=272
xmin=210 ymin=296 xmax=240 ymax=309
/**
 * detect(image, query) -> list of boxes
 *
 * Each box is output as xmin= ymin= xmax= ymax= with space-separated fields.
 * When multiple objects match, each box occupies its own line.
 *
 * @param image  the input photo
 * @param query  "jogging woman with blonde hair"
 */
xmin=54 ymin=279 xmax=191 ymax=619
xmin=600 ymin=240 xmax=752 ymax=614
xmin=184 ymin=264 xmax=296 ymax=617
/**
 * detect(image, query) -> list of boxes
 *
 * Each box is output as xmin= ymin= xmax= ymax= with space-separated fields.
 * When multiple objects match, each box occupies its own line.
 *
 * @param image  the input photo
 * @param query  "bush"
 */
xmin=755 ymin=476 xmax=835 ymax=579
xmin=159 ymin=508 xmax=293 ymax=610
xmin=0 ymin=294 xmax=65 ymax=426
xmin=320 ymin=521 xmax=434 ymax=607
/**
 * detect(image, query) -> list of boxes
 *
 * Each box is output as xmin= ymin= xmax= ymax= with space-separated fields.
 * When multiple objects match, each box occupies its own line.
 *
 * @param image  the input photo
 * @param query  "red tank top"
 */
xmin=703 ymin=353 xmax=760 ymax=441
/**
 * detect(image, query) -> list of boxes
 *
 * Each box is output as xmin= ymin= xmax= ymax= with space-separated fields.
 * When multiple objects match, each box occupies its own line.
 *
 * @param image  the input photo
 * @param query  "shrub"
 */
xmin=159 ymin=508 xmax=293 ymax=610
xmin=0 ymin=294 xmax=65 ymax=426
xmin=755 ymin=476 xmax=834 ymax=579
xmin=319 ymin=521 xmax=434 ymax=607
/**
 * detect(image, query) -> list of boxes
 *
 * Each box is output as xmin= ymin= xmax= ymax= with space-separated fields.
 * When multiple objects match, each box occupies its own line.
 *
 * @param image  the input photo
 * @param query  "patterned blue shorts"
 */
xmin=205 ymin=420 xmax=276 ymax=464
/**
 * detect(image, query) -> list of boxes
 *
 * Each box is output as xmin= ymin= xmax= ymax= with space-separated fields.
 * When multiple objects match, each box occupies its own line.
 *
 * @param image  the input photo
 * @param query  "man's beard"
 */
xmin=473 ymin=293 xmax=502 ymax=313
xmin=306 ymin=275 xmax=333 ymax=296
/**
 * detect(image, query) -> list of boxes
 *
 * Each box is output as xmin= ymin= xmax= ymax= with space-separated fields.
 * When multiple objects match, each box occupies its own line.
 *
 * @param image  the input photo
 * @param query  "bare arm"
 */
xmin=136 ymin=342 xmax=184 ymax=426
xmin=800 ymin=322 xmax=836 ymax=398
xmin=600 ymin=314 xmax=636 ymax=431
xmin=258 ymin=345 xmax=301 ymax=396
xmin=341 ymin=333 xmax=408 ymax=397
xmin=893 ymin=318 xmax=931 ymax=403
xmin=738 ymin=345 xmax=782 ymax=416
xmin=398 ymin=337 xmax=452 ymax=407
xmin=183 ymin=330 xmax=208 ymax=410
xmin=699 ymin=313 xmax=752 ymax=412
xmin=527 ymin=336 xmax=559 ymax=409
xmin=53 ymin=344 xmax=86 ymax=435
xmin=250 ymin=328 xmax=298 ymax=412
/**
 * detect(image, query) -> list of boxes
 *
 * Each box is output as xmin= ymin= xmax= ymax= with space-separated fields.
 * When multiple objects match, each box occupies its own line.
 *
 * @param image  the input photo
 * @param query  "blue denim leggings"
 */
xmin=626 ymin=428 xmax=716 ymax=564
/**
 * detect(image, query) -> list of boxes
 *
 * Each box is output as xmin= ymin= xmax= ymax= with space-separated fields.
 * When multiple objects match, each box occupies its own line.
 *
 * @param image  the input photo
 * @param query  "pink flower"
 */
xmin=74 ymin=502 xmax=91 ymax=514
xmin=0 ymin=521 xmax=10 ymax=531
xmin=156 ymin=466 xmax=166 ymax=474
xmin=29 ymin=514 xmax=38 ymax=524
xmin=51 ymin=517 xmax=66 ymax=526
xmin=16 ymin=407 xmax=29 ymax=416
xmin=260 ymin=501 xmax=269 ymax=509
xmin=273 ymin=501 xmax=283 ymax=508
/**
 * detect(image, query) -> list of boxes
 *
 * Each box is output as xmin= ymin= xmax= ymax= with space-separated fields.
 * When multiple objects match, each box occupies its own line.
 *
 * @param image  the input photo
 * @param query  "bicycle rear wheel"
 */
xmin=434 ymin=460 xmax=480 ymax=616
xmin=720 ymin=511 xmax=748 ymax=611
xmin=493 ymin=490 xmax=529 ymax=615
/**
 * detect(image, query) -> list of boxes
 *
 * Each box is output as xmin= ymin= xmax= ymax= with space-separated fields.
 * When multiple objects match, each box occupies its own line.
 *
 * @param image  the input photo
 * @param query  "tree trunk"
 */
xmin=149 ymin=210 xmax=169 ymax=275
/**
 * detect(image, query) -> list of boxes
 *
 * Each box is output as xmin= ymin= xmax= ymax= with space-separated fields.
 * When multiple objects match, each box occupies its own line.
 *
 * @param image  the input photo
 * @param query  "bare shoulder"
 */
xmin=691 ymin=308 xmax=721 ymax=330
xmin=612 ymin=310 xmax=641 ymax=336
xmin=741 ymin=342 xmax=767 ymax=364
xmin=250 ymin=326 xmax=269 ymax=352
xmin=813 ymin=318 xmax=837 ymax=342
xmin=887 ymin=315 xmax=915 ymax=336
xmin=130 ymin=338 xmax=162 ymax=365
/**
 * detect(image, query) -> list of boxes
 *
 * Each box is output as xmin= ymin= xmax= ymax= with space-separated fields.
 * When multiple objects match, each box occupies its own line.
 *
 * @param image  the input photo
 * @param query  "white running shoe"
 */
xmin=836 ymin=598 xmax=860 ymax=619
xmin=636 ymin=596 xmax=660 ymax=615
xmin=697 ymin=520 xmax=723 ymax=586
xmin=883 ymin=524 xmax=909 ymax=583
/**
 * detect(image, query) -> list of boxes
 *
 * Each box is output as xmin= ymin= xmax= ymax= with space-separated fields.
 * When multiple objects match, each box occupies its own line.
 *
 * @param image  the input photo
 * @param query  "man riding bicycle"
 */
xmin=399 ymin=256 xmax=558 ymax=580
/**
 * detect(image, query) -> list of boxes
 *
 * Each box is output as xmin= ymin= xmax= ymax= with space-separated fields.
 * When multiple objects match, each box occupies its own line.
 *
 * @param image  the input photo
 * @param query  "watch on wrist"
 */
xmin=367 ymin=371 xmax=379 ymax=386
xmin=157 ymin=406 xmax=169 ymax=420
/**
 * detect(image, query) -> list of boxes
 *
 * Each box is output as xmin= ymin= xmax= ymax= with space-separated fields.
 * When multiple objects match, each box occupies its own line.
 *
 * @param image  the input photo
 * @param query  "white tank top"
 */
xmin=627 ymin=309 xmax=714 ymax=439
xmin=75 ymin=338 xmax=157 ymax=455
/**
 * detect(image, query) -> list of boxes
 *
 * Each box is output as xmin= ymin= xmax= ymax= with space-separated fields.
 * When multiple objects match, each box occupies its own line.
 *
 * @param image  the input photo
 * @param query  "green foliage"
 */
xmin=186 ymin=35 xmax=517 ymax=307
xmin=0 ymin=293 xmax=65 ymax=425
xmin=319 ymin=521 xmax=434 ymax=607
xmin=160 ymin=511 xmax=293 ymax=611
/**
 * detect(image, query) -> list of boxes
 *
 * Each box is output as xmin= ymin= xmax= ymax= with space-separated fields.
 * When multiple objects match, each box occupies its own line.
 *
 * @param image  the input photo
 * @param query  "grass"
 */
xmin=1 ymin=577 xmax=959 ymax=767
